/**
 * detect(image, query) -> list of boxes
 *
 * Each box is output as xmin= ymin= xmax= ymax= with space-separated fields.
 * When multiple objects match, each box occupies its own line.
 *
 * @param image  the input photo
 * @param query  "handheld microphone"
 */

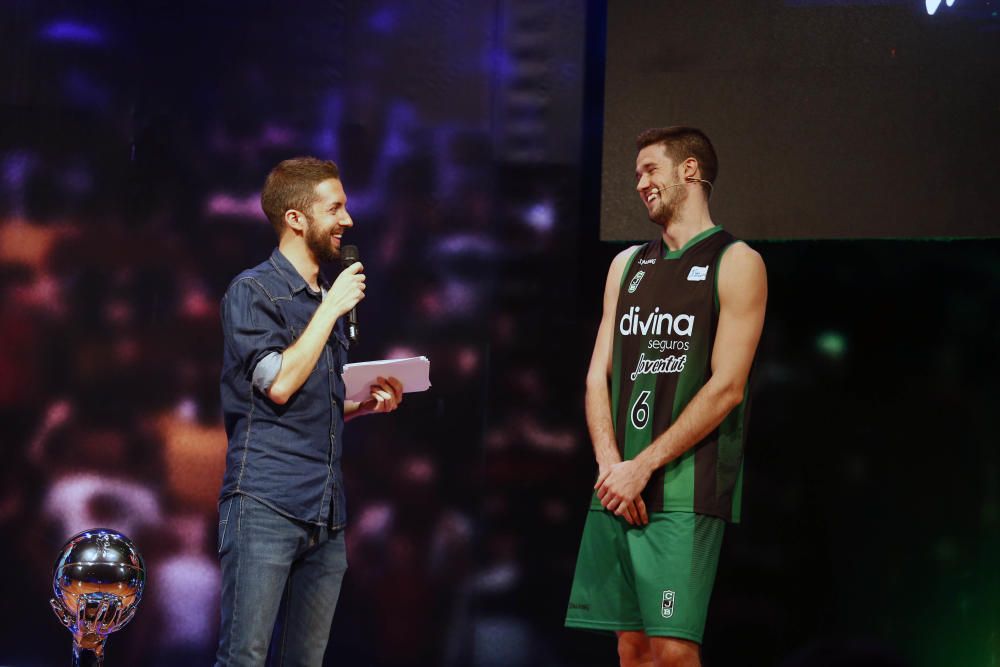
xmin=341 ymin=245 xmax=360 ymax=345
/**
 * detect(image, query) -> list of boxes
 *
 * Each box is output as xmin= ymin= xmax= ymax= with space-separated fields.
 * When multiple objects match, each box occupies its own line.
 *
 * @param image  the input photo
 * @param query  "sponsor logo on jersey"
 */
xmin=627 ymin=271 xmax=645 ymax=294
xmin=637 ymin=258 xmax=656 ymax=266
xmin=619 ymin=307 xmax=695 ymax=337
xmin=648 ymin=339 xmax=690 ymax=352
xmin=687 ymin=265 xmax=708 ymax=281
xmin=662 ymin=590 xmax=675 ymax=619
xmin=630 ymin=353 xmax=686 ymax=380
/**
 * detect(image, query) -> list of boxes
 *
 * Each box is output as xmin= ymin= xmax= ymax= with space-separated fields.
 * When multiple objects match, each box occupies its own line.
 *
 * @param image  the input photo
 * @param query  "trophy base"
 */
xmin=73 ymin=646 xmax=104 ymax=667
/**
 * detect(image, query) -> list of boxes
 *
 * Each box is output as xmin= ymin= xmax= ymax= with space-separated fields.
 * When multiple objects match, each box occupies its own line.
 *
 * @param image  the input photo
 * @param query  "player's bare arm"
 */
xmin=587 ymin=245 xmax=649 ymax=526
xmin=597 ymin=242 xmax=767 ymax=517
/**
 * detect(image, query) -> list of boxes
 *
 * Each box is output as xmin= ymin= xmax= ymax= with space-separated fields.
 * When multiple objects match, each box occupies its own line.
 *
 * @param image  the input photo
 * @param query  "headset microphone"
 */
xmin=687 ymin=177 xmax=714 ymax=193
xmin=650 ymin=178 xmax=713 ymax=196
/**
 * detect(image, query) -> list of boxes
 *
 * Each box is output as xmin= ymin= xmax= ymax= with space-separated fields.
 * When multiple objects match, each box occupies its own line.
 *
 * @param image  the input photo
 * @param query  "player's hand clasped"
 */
xmin=327 ymin=261 xmax=365 ymax=317
xmin=596 ymin=459 xmax=652 ymax=526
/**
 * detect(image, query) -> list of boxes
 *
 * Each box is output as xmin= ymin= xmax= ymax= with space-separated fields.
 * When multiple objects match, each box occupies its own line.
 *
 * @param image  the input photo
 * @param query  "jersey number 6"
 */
xmin=630 ymin=390 xmax=651 ymax=430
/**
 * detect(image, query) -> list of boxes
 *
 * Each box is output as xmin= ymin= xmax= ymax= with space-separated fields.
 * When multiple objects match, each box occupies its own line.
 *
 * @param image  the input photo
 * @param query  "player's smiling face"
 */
xmin=635 ymin=144 xmax=685 ymax=226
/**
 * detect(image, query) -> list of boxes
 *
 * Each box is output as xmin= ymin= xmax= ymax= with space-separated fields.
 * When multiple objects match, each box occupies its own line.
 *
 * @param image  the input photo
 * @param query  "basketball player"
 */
xmin=565 ymin=127 xmax=767 ymax=667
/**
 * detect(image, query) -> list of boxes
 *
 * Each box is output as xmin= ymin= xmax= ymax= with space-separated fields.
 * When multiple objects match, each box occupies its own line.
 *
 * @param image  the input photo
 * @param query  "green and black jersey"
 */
xmin=590 ymin=226 xmax=752 ymax=523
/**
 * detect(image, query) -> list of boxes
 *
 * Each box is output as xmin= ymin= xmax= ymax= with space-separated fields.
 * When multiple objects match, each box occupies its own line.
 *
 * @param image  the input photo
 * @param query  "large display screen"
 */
xmin=601 ymin=0 xmax=1000 ymax=240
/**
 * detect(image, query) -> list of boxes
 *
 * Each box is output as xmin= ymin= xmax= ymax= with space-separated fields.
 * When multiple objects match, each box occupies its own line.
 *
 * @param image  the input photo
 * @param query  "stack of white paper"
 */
xmin=342 ymin=356 xmax=431 ymax=403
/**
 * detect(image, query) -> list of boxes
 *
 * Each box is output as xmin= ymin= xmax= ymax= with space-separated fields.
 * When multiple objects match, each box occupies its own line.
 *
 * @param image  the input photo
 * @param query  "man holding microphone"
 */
xmin=216 ymin=157 xmax=403 ymax=666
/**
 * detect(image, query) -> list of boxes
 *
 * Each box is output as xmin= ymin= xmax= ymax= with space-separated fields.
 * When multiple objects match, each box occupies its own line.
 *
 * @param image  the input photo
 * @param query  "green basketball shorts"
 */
xmin=564 ymin=509 xmax=725 ymax=643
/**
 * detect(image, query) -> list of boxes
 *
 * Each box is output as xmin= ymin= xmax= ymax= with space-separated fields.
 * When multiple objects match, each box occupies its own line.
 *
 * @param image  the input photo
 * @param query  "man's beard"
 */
xmin=304 ymin=215 xmax=340 ymax=263
xmin=648 ymin=184 xmax=687 ymax=227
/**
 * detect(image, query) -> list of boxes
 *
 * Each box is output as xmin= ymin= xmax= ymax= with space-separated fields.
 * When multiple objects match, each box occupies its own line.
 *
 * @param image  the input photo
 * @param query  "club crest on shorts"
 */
xmin=661 ymin=590 xmax=675 ymax=619
xmin=628 ymin=270 xmax=645 ymax=294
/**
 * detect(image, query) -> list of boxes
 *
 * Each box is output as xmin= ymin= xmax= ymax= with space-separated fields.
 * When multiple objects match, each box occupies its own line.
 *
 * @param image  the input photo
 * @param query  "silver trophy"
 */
xmin=50 ymin=528 xmax=146 ymax=667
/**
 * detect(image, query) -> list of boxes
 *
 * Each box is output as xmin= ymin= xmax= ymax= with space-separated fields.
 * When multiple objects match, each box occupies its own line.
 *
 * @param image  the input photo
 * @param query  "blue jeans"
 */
xmin=215 ymin=494 xmax=348 ymax=667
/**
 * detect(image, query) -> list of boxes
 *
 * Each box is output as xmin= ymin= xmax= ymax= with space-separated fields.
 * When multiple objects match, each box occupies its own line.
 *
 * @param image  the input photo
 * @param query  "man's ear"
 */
xmin=284 ymin=209 xmax=307 ymax=233
xmin=681 ymin=157 xmax=700 ymax=181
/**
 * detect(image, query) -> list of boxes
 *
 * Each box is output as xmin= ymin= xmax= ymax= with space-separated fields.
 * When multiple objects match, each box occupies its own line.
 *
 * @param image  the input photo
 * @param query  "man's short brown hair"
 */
xmin=636 ymin=127 xmax=717 ymax=198
xmin=260 ymin=157 xmax=340 ymax=235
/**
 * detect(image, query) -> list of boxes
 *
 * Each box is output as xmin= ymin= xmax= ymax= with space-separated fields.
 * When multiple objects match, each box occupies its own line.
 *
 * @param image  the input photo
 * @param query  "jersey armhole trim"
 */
xmin=713 ymin=241 xmax=740 ymax=313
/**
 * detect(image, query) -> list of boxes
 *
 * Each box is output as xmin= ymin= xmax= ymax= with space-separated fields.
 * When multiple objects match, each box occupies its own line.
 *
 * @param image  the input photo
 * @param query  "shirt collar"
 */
xmin=268 ymin=247 xmax=328 ymax=297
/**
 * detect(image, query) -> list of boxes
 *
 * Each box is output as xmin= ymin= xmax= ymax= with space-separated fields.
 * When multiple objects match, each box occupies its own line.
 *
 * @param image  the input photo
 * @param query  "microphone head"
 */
xmin=341 ymin=244 xmax=359 ymax=267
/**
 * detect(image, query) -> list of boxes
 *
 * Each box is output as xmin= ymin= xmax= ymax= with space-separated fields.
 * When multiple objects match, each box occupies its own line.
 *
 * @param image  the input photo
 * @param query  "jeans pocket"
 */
xmin=218 ymin=495 xmax=236 ymax=555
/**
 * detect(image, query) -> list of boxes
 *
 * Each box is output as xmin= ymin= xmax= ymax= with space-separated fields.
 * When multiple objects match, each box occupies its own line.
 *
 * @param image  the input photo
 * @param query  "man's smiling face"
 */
xmin=304 ymin=177 xmax=353 ymax=262
xmin=635 ymin=143 xmax=686 ymax=227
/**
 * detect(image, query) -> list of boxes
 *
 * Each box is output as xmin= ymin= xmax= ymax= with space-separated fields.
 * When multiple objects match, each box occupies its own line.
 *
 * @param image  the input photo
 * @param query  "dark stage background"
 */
xmin=1 ymin=1 xmax=997 ymax=666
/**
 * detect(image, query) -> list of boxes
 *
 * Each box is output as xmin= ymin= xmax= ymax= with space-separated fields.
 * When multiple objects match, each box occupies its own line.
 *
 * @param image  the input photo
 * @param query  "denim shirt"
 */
xmin=219 ymin=248 xmax=349 ymax=528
